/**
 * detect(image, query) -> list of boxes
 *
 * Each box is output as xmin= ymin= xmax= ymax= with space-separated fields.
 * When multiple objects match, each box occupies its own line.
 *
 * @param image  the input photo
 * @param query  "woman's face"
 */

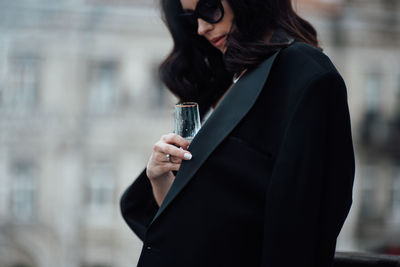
xmin=180 ymin=0 xmax=234 ymax=53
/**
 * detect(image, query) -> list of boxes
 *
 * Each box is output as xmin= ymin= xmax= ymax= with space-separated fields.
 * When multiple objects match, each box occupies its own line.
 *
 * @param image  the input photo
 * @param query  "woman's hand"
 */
xmin=146 ymin=133 xmax=192 ymax=206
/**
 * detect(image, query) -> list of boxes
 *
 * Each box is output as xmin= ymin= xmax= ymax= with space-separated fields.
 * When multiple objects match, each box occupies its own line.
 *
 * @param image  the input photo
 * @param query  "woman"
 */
xmin=121 ymin=0 xmax=355 ymax=266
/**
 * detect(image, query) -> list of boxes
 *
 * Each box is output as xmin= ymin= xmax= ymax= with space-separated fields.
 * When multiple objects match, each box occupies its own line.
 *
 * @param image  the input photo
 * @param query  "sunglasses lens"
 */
xmin=198 ymin=0 xmax=223 ymax=23
xmin=178 ymin=0 xmax=223 ymax=31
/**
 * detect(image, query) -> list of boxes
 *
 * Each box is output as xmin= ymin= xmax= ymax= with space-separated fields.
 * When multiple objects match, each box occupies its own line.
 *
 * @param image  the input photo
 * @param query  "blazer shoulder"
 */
xmin=278 ymin=42 xmax=340 ymax=76
xmin=260 ymin=42 xmax=347 ymax=113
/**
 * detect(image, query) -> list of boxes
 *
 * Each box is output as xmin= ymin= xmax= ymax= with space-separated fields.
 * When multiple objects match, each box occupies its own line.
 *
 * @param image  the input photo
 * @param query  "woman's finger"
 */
xmin=152 ymin=152 xmax=182 ymax=164
xmin=146 ymin=133 xmax=191 ymax=180
xmin=152 ymin=152 xmax=169 ymax=163
xmin=169 ymin=162 xmax=181 ymax=171
xmin=155 ymin=162 xmax=181 ymax=173
xmin=161 ymin=133 xmax=190 ymax=150
xmin=154 ymin=142 xmax=192 ymax=161
xmin=169 ymin=155 xmax=182 ymax=164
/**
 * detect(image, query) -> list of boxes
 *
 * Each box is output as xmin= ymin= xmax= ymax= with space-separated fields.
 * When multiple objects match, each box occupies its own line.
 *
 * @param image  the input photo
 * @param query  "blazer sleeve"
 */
xmin=120 ymin=169 xmax=159 ymax=241
xmin=260 ymin=71 xmax=355 ymax=267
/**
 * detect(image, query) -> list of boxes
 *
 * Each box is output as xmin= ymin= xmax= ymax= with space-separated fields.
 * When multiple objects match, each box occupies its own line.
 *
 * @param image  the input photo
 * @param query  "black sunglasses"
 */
xmin=178 ymin=0 xmax=224 ymax=29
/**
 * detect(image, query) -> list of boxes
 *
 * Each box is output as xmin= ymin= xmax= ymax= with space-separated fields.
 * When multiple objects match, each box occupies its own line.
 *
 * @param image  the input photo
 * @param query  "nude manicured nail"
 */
xmin=184 ymin=153 xmax=192 ymax=160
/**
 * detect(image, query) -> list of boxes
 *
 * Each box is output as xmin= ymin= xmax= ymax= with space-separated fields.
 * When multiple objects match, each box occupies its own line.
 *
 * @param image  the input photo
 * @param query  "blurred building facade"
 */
xmin=0 ymin=1 xmax=176 ymax=267
xmin=0 ymin=0 xmax=399 ymax=267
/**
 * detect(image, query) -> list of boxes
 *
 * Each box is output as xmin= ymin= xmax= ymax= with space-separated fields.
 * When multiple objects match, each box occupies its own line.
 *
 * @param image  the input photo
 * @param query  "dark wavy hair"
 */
xmin=159 ymin=0 xmax=321 ymax=117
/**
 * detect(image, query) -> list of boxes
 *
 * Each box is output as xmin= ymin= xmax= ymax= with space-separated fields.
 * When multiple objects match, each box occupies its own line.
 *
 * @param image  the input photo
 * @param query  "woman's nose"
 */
xmin=197 ymin=18 xmax=213 ymax=36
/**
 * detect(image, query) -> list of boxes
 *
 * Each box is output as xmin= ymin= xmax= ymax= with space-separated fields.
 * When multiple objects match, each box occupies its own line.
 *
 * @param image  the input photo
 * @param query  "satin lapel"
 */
xmin=150 ymin=51 xmax=280 ymax=226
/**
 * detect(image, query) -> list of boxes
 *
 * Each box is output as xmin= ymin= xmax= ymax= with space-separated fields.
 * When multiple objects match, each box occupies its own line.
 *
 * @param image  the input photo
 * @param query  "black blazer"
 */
xmin=120 ymin=42 xmax=355 ymax=267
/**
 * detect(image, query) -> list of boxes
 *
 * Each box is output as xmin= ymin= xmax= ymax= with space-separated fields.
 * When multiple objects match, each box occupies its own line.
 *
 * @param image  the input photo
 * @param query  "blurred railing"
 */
xmin=334 ymin=252 xmax=400 ymax=267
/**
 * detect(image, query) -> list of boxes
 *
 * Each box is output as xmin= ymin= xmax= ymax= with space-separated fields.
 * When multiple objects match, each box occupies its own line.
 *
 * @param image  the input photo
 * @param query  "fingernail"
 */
xmin=184 ymin=153 xmax=192 ymax=160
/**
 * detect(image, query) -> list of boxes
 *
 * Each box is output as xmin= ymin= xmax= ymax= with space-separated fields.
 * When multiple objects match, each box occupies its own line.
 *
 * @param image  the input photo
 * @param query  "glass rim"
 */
xmin=175 ymin=102 xmax=199 ymax=107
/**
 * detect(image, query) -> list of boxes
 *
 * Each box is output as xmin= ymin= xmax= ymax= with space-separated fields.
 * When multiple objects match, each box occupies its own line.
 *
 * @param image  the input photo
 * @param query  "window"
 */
xmin=10 ymin=160 xmax=36 ymax=222
xmin=86 ymin=161 xmax=115 ymax=218
xmin=390 ymin=167 xmax=400 ymax=225
xmin=152 ymin=65 xmax=167 ymax=108
xmin=88 ymin=61 xmax=119 ymax=113
xmin=364 ymin=72 xmax=381 ymax=114
xmin=395 ymin=74 xmax=400 ymax=117
xmin=2 ymin=56 xmax=40 ymax=110
xmin=360 ymin=72 xmax=387 ymax=146
xmin=359 ymin=165 xmax=378 ymax=221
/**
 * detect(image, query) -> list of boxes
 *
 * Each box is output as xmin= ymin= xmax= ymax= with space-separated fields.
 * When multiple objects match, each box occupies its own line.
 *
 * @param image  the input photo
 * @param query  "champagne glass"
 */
xmin=174 ymin=102 xmax=201 ymax=141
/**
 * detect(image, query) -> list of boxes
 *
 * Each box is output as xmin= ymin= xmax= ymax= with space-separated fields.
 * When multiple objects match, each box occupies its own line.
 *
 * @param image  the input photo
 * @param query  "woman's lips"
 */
xmin=211 ymin=35 xmax=227 ymax=48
